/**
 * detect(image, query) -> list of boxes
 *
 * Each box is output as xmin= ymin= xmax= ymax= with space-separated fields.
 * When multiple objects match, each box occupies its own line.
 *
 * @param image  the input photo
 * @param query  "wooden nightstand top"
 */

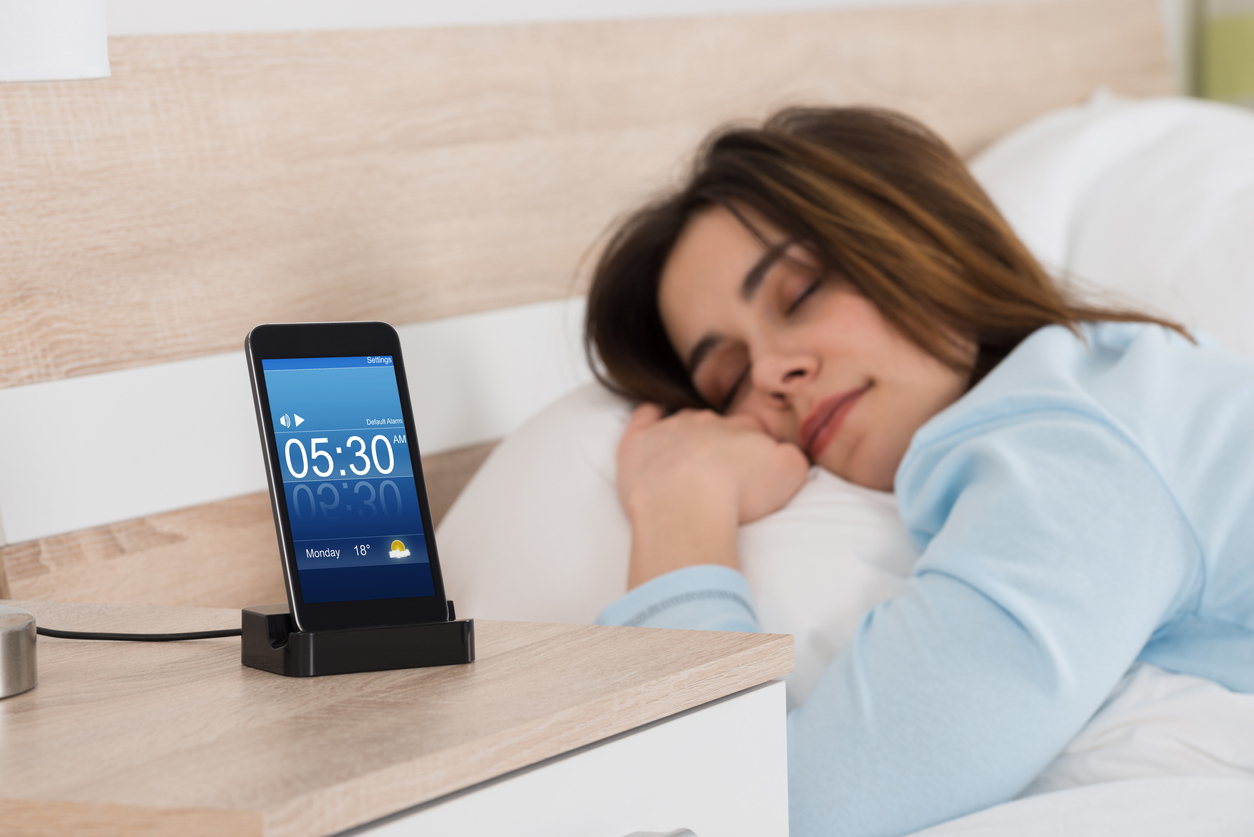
xmin=0 ymin=600 xmax=791 ymax=837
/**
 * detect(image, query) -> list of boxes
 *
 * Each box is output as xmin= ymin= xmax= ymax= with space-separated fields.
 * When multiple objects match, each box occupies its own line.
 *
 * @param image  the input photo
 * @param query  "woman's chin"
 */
xmin=815 ymin=446 xmax=897 ymax=493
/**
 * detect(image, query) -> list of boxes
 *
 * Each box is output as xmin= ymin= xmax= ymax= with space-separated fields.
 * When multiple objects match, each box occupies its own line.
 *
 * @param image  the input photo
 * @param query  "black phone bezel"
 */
xmin=245 ymin=321 xmax=449 ymax=632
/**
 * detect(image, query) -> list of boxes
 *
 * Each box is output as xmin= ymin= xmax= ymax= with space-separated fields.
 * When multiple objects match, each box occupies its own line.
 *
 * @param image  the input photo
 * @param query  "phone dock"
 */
xmin=241 ymin=604 xmax=475 ymax=677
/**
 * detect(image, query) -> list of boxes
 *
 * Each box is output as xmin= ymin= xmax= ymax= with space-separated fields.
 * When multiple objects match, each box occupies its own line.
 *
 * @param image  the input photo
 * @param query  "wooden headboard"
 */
xmin=0 ymin=0 xmax=1175 ymax=608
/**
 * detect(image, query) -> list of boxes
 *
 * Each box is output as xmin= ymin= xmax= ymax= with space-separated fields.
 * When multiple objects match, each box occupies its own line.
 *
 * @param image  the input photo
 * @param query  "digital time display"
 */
xmin=261 ymin=355 xmax=433 ymax=604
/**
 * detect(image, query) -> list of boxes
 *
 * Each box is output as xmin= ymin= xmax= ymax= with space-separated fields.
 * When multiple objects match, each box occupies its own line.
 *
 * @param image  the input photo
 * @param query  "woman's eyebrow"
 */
xmin=740 ymin=240 xmax=792 ymax=301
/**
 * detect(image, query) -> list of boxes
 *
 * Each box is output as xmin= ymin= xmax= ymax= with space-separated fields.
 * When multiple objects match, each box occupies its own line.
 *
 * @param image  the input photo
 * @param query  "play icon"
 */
xmin=294 ymin=414 xmax=305 ymax=427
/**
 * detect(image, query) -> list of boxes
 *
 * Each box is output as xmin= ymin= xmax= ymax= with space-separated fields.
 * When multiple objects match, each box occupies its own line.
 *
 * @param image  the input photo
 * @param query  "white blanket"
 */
xmin=1024 ymin=663 xmax=1254 ymax=797
xmin=918 ymin=662 xmax=1254 ymax=835
xmin=913 ymin=777 xmax=1254 ymax=836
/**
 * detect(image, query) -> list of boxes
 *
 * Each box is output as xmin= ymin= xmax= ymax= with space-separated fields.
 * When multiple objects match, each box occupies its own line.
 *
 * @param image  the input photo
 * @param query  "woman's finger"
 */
xmin=724 ymin=412 xmax=768 ymax=434
xmin=626 ymin=402 xmax=666 ymax=434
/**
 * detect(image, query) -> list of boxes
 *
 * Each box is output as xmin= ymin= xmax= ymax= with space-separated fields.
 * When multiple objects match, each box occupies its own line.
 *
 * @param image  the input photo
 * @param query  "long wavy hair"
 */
xmin=585 ymin=106 xmax=1189 ymax=410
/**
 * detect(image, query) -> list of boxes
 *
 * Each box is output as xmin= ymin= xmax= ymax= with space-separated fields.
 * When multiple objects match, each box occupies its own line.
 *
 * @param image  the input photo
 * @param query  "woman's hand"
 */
xmin=617 ymin=403 xmax=809 ymax=588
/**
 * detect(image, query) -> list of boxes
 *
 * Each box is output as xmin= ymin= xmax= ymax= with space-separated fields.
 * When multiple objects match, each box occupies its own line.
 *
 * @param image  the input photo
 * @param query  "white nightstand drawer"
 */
xmin=363 ymin=681 xmax=788 ymax=837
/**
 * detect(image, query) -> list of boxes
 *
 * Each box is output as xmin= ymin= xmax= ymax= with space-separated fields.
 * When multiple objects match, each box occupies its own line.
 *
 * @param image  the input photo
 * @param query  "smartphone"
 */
xmin=245 ymin=322 xmax=450 ymax=632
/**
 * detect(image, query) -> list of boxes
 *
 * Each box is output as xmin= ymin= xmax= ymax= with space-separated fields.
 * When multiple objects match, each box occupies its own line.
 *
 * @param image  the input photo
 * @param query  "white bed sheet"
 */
xmin=912 ymin=777 xmax=1254 ymax=837
xmin=1024 ymin=663 xmax=1254 ymax=797
xmin=902 ymin=661 xmax=1254 ymax=834
xmin=913 ymin=662 xmax=1254 ymax=834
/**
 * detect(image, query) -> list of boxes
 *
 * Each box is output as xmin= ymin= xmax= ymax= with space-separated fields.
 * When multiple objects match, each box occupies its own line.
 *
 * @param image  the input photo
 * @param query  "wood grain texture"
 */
xmin=0 ymin=443 xmax=495 ymax=606
xmin=0 ymin=801 xmax=263 ymax=837
xmin=0 ymin=600 xmax=793 ymax=837
xmin=0 ymin=493 xmax=284 ymax=607
xmin=0 ymin=0 xmax=1174 ymax=388
xmin=422 ymin=440 xmax=498 ymax=528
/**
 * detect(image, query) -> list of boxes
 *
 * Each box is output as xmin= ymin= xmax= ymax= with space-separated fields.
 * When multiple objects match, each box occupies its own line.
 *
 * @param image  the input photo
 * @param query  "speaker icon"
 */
xmin=279 ymin=414 xmax=290 ymax=428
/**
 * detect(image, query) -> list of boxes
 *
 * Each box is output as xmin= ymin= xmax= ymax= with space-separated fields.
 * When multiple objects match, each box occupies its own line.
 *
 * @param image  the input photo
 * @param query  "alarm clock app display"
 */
xmin=261 ymin=356 xmax=433 ymax=604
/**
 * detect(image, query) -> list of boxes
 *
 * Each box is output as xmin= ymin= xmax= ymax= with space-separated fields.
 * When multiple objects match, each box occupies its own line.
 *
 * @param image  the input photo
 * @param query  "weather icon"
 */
xmin=389 ymin=539 xmax=411 ymax=559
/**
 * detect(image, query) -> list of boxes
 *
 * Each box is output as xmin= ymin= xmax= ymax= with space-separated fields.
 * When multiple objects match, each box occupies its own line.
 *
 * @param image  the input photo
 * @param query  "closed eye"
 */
xmin=719 ymin=366 xmax=750 ymax=413
xmin=786 ymin=277 xmax=821 ymax=314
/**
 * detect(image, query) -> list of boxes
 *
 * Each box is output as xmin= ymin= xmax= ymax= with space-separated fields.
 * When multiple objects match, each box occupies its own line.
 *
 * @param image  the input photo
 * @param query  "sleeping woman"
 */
xmin=584 ymin=107 xmax=1254 ymax=836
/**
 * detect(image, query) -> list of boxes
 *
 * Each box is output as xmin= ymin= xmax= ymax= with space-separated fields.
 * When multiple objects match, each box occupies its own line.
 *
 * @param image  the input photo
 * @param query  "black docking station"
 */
xmin=241 ymin=603 xmax=475 ymax=677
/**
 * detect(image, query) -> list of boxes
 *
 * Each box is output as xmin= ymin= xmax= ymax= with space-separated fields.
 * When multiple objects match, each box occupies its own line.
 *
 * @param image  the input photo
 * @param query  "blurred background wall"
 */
xmin=107 ymin=0 xmax=1201 ymax=95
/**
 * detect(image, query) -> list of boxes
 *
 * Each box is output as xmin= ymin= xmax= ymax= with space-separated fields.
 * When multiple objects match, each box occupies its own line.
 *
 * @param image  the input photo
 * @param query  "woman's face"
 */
xmin=657 ymin=205 xmax=974 ymax=491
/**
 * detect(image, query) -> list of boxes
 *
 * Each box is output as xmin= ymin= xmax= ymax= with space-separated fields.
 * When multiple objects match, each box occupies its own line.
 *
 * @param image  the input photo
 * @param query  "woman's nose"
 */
xmin=752 ymin=351 xmax=816 ymax=401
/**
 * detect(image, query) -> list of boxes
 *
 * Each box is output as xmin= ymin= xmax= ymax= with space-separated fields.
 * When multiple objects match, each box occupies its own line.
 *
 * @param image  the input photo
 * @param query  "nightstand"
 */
xmin=0 ymin=600 xmax=791 ymax=836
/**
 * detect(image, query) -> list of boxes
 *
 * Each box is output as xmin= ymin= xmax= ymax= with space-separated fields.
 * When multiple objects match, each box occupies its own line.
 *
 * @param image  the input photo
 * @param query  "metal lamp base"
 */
xmin=0 ymin=605 xmax=37 ymax=699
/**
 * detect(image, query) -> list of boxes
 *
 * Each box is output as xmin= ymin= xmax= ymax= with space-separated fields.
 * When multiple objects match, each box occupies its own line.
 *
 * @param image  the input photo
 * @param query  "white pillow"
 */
xmin=437 ymin=382 xmax=919 ymax=706
xmin=438 ymin=384 xmax=632 ymax=627
xmin=970 ymin=93 xmax=1254 ymax=356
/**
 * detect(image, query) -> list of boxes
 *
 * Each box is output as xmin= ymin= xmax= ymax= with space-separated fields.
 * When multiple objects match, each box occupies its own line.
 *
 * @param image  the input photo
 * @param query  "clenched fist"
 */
xmin=616 ymin=403 xmax=809 ymax=588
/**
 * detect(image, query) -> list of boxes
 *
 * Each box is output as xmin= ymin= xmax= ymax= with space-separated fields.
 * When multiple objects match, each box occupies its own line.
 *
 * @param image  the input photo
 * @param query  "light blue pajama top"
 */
xmin=596 ymin=321 xmax=1254 ymax=837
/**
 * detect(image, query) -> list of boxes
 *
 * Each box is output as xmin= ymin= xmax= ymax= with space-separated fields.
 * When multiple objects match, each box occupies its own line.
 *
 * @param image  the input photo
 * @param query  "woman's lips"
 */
xmin=800 ymin=385 xmax=870 ymax=460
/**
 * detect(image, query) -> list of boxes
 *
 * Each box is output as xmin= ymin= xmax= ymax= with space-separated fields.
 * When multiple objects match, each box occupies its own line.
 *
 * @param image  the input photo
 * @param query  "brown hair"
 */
xmin=585 ymin=106 xmax=1189 ymax=410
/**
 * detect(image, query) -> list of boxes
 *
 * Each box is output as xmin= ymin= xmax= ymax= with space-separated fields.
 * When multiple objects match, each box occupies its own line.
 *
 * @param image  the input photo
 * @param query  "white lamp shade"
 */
xmin=0 ymin=0 xmax=110 ymax=82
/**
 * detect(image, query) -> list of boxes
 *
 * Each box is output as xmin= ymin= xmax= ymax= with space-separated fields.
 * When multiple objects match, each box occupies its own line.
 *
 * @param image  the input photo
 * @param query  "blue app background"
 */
xmin=262 ymin=356 xmax=434 ymax=603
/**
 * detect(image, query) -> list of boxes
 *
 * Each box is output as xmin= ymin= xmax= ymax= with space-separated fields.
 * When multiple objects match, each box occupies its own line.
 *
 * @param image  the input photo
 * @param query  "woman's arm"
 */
xmin=785 ymin=414 xmax=1202 ymax=836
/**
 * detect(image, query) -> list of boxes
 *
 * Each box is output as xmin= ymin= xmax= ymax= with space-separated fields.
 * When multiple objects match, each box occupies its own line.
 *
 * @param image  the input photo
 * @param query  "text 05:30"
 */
xmin=282 ymin=435 xmax=401 ymax=479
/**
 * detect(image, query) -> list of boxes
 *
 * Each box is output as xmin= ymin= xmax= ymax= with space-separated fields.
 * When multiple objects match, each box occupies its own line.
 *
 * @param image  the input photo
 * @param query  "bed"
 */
xmin=4 ymin=0 xmax=1253 ymax=833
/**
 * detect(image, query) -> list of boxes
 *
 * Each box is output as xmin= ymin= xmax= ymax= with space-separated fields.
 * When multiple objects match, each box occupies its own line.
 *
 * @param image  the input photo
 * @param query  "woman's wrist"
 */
xmin=624 ymin=481 xmax=740 ymax=589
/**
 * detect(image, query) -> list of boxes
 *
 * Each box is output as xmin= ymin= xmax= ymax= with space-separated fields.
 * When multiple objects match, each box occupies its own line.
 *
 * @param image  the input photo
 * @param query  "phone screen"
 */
xmin=260 ymin=355 xmax=434 ymax=604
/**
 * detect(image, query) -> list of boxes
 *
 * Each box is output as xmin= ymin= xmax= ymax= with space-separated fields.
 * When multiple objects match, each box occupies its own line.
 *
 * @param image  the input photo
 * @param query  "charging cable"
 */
xmin=36 ymin=627 xmax=242 ymax=642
